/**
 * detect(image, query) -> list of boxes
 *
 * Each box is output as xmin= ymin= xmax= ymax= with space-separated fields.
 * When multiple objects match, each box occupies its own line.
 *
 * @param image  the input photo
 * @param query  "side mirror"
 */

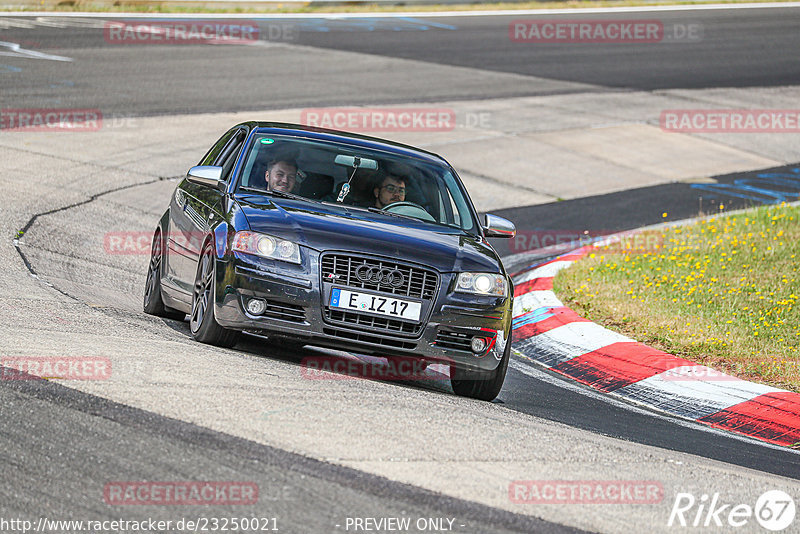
xmin=187 ymin=166 xmax=225 ymax=191
xmin=483 ymin=214 xmax=516 ymax=238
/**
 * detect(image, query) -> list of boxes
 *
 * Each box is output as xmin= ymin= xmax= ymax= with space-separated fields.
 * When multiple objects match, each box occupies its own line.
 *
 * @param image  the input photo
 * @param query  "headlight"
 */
xmin=232 ymin=231 xmax=301 ymax=264
xmin=456 ymin=272 xmax=507 ymax=297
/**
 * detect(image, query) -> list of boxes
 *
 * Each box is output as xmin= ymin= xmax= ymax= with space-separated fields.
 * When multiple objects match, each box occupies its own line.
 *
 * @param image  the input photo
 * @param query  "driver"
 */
xmin=374 ymin=170 xmax=407 ymax=208
xmin=266 ymin=158 xmax=299 ymax=193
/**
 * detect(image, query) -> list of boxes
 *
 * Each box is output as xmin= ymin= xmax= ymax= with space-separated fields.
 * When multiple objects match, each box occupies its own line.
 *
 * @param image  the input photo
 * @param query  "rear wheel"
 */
xmin=450 ymin=339 xmax=510 ymax=401
xmin=190 ymin=240 xmax=239 ymax=348
xmin=143 ymin=230 xmax=186 ymax=320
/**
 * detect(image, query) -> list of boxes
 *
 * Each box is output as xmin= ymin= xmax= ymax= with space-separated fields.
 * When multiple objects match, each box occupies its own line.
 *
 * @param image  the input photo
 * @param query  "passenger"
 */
xmin=266 ymin=158 xmax=299 ymax=193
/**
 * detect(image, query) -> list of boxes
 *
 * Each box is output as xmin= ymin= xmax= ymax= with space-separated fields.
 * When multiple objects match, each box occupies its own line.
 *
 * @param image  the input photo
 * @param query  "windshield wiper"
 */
xmin=366 ymin=207 xmax=419 ymax=221
xmin=366 ymin=207 xmax=472 ymax=232
xmin=238 ymin=186 xmax=312 ymax=202
xmin=238 ymin=186 xmax=267 ymax=194
xmin=269 ymin=189 xmax=308 ymax=201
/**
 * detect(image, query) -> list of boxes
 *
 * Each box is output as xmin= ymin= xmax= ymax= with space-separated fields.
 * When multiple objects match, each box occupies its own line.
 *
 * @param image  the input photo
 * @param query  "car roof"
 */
xmin=244 ymin=121 xmax=450 ymax=166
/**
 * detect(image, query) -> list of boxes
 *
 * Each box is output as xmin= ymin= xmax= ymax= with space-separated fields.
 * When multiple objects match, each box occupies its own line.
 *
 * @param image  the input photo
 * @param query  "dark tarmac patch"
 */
xmin=489 ymin=162 xmax=800 ymax=260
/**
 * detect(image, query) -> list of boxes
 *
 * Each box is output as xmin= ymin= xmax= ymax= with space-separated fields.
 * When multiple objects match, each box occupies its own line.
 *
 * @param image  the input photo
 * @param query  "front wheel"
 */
xmin=190 ymin=240 xmax=239 ymax=348
xmin=450 ymin=339 xmax=510 ymax=401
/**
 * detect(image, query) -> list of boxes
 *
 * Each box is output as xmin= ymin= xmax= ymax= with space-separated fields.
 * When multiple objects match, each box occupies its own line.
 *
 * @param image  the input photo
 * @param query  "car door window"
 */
xmin=198 ymin=129 xmax=237 ymax=166
xmin=217 ymin=130 xmax=247 ymax=183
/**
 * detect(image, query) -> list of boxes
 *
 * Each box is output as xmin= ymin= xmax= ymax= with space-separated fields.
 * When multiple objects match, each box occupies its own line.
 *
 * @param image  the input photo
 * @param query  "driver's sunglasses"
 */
xmin=383 ymin=185 xmax=406 ymax=194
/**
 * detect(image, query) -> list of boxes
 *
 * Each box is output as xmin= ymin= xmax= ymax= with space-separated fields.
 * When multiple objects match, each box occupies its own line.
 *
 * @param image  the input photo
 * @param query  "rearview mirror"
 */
xmin=187 ymin=166 xmax=225 ymax=191
xmin=483 ymin=214 xmax=516 ymax=238
xmin=334 ymin=154 xmax=378 ymax=170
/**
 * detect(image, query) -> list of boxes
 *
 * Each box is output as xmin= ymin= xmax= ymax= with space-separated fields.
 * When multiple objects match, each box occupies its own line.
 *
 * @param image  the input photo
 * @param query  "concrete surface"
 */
xmin=3 ymin=89 xmax=800 ymax=532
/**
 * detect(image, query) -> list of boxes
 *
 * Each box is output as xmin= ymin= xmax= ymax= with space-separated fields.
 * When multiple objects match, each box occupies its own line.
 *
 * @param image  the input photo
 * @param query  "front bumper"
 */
xmin=213 ymin=250 xmax=512 ymax=373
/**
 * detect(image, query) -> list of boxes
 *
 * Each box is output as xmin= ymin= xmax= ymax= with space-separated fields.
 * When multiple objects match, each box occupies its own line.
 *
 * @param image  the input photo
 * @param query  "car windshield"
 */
xmin=237 ymin=133 xmax=477 ymax=232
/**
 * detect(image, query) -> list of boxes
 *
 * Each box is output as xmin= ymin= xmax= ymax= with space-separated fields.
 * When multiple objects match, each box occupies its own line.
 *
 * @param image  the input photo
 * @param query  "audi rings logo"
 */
xmin=355 ymin=265 xmax=405 ymax=288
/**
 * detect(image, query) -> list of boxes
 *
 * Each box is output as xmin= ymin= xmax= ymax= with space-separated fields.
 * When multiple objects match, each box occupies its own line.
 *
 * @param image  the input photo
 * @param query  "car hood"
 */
xmin=235 ymin=195 xmax=501 ymax=273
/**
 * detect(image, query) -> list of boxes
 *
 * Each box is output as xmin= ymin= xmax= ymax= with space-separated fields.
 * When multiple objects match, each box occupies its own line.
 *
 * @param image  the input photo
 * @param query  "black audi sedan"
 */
xmin=144 ymin=122 xmax=516 ymax=400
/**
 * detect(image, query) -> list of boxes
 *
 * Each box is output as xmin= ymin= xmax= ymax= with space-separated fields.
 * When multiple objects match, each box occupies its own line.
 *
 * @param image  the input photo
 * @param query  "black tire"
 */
xmin=450 ymin=338 xmax=510 ymax=401
xmin=143 ymin=229 xmax=186 ymax=321
xmin=189 ymin=240 xmax=240 ymax=348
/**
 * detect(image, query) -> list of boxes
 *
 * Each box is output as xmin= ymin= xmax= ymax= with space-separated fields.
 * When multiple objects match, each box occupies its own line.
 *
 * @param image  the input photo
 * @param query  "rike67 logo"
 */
xmin=668 ymin=490 xmax=796 ymax=531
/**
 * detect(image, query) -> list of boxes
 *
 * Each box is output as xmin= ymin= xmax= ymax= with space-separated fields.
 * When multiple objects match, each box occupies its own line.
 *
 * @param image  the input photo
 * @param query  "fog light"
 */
xmin=247 ymin=298 xmax=267 ymax=315
xmin=471 ymin=336 xmax=487 ymax=354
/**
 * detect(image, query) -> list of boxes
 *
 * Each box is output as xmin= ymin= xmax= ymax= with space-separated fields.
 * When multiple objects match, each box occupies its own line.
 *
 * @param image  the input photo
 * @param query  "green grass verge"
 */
xmin=3 ymin=0 xmax=798 ymax=14
xmin=554 ymin=203 xmax=800 ymax=393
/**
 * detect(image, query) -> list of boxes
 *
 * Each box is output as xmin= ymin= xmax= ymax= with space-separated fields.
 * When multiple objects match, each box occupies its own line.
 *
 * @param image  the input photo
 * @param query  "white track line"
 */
xmin=515 ymin=260 xmax=574 ymax=283
xmin=514 ymin=322 xmax=634 ymax=367
xmin=513 ymin=290 xmax=564 ymax=315
xmin=0 ymin=41 xmax=73 ymax=61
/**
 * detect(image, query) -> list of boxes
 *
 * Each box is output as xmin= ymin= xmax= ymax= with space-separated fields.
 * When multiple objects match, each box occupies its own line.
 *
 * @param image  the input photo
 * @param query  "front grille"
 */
xmin=434 ymin=330 xmax=473 ymax=352
xmin=326 ymin=309 xmax=418 ymax=335
xmin=323 ymin=328 xmax=417 ymax=350
xmin=246 ymin=298 xmax=306 ymax=323
xmin=320 ymin=254 xmax=438 ymax=300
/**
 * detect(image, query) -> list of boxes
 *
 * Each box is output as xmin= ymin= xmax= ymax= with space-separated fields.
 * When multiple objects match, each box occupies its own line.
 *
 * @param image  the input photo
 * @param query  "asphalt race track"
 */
xmin=1 ymin=6 xmax=800 ymax=534
xmin=1 ymin=7 xmax=800 ymax=114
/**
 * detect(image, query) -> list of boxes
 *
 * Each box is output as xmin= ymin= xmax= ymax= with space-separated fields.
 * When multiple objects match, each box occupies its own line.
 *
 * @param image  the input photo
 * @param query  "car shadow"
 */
xmin=154 ymin=317 xmax=453 ymax=396
xmin=237 ymin=332 xmax=454 ymax=396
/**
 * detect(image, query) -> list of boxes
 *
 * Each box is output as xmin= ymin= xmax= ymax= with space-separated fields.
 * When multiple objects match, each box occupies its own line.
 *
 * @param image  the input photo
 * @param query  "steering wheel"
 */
xmin=382 ymin=201 xmax=435 ymax=222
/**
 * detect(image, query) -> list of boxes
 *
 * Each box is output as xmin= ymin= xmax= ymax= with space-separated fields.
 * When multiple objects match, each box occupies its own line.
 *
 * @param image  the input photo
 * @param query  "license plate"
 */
xmin=329 ymin=288 xmax=421 ymax=321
